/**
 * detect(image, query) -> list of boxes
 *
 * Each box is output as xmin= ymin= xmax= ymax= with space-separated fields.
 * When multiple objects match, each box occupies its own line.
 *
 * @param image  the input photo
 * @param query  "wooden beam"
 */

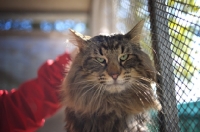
xmin=0 ymin=0 xmax=91 ymax=12
xmin=0 ymin=12 xmax=88 ymax=22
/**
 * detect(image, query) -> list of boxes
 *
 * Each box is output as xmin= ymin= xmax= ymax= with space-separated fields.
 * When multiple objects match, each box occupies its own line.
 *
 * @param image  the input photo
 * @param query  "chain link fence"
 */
xmin=115 ymin=0 xmax=200 ymax=131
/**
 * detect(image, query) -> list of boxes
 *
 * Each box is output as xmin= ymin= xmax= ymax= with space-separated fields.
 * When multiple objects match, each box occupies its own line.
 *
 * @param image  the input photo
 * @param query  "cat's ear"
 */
xmin=68 ymin=29 xmax=91 ymax=49
xmin=125 ymin=20 xmax=145 ymax=44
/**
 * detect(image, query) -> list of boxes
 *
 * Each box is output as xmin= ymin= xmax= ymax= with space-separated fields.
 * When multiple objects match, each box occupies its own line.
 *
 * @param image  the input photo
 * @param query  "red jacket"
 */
xmin=0 ymin=52 xmax=70 ymax=132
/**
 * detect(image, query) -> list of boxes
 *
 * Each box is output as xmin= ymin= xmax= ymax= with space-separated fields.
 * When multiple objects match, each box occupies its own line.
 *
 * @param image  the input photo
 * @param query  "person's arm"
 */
xmin=0 ymin=52 xmax=71 ymax=132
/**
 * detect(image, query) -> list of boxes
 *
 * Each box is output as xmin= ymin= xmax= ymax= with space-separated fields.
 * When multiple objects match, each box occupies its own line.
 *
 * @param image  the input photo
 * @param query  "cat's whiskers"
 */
xmin=80 ymin=83 xmax=100 ymax=98
xmin=138 ymin=91 xmax=153 ymax=104
xmin=126 ymin=82 xmax=140 ymax=93
xmin=134 ymin=85 xmax=155 ymax=102
xmin=88 ymin=84 xmax=104 ymax=112
xmin=73 ymin=83 xmax=99 ymax=105
xmin=131 ymin=79 xmax=150 ymax=91
xmin=68 ymin=83 xmax=94 ymax=91
xmin=95 ymin=84 xmax=105 ymax=106
xmin=126 ymin=83 xmax=148 ymax=109
xmin=136 ymin=86 xmax=157 ymax=105
xmin=132 ymin=76 xmax=163 ymax=96
xmin=130 ymin=84 xmax=151 ymax=104
xmin=131 ymin=75 xmax=159 ymax=87
xmin=131 ymin=76 xmax=152 ymax=81
xmin=91 ymin=84 xmax=104 ymax=102
xmin=74 ymin=79 xmax=95 ymax=84
xmin=129 ymin=81 xmax=154 ymax=103
xmin=64 ymin=79 xmax=95 ymax=87
xmin=127 ymin=82 xmax=151 ymax=105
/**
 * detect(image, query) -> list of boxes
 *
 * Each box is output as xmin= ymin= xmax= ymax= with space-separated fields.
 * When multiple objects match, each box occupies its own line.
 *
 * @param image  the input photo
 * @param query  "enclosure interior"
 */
xmin=0 ymin=0 xmax=200 ymax=132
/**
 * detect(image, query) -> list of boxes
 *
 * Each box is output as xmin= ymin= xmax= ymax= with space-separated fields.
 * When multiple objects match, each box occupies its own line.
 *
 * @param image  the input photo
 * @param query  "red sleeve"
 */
xmin=0 ymin=52 xmax=71 ymax=132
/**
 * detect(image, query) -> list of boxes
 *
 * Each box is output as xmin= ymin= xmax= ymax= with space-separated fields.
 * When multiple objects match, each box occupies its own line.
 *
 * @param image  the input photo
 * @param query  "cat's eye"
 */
xmin=96 ymin=57 xmax=105 ymax=63
xmin=120 ymin=54 xmax=129 ymax=61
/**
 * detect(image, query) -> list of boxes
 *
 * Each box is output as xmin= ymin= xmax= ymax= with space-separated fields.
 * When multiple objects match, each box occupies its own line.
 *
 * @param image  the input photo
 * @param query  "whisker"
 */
xmin=63 ymin=79 xmax=95 ymax=87
xmin=91 ymin=84 xmax=103 ymax=102
xmin=131 ymin=77 xmax=163 ymax=98
xmin=129 ymin=80 xmax=156 ymax=103
xmin=69 ymin=83 xmax=94 ymax=91
xmin=126 ymin=83 xmax=152 ymax=107
xmin=131 ymin=76 xmax=160 ymax=88
xmin=132 ymin=80 xmax=150 ymax=90
xmin=80 ymin=83 xmax=100 ymax=98
xmin=73 ymin=79 xmax=95 ymax=84
xmin=95 ymin=84 xmax=104 ymax=106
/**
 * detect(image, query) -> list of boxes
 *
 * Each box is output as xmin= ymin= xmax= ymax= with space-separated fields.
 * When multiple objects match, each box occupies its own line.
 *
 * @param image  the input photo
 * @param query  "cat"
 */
xmin=61 ymin=20 xmax=161 ymax=132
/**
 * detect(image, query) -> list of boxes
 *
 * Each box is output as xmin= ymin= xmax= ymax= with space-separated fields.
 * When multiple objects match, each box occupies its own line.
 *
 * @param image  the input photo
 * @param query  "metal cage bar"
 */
xmin=149 ymin=0 xmax=180 ymax=132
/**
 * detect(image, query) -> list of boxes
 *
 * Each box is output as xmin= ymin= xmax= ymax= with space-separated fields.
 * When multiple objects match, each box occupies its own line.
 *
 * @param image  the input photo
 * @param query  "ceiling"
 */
xmin=0 ymin=0 xmax=91 ymax=13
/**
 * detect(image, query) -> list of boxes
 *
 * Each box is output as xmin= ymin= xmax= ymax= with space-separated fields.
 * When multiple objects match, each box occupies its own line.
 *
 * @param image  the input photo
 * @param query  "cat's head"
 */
xmin=67 ymin=20 xmax=156 ymax=93
xmin=62 ymin=20 xmax=161 ymax=115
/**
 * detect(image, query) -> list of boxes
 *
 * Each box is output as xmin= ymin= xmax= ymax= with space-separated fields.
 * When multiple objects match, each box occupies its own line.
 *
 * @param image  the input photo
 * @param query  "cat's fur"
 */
xmin=61 ymin=20 xmax=161 ymax=132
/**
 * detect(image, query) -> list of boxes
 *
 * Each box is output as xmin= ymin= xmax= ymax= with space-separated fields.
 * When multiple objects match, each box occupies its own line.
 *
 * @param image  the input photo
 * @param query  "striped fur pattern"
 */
xmin=61 ymin=20 xmax=161 ymax=132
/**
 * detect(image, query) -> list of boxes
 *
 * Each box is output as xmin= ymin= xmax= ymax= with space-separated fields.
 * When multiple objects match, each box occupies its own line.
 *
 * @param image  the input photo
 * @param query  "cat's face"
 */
xmin=63 ymin=20 xmax=161 ymax=115
xmin=77 ymin=35 xmax=148 ymax=93
xmin=67 ymin=20 xmax=155 ymax=93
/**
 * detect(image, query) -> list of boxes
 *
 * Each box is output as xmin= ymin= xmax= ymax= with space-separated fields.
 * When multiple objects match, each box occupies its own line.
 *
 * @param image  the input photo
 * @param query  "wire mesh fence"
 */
xmin=115 ymin=0 xmax=200 ymax=132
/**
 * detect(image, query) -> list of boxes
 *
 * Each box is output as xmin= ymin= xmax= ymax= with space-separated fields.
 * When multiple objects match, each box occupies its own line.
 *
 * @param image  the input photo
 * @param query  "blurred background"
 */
xmin=0 ymin=0 xmax=89 ymax=132
xmin=0 ymin=0 xmax=139 ymax=131
xmin=0 ymin=0 xmax=200 ymax=132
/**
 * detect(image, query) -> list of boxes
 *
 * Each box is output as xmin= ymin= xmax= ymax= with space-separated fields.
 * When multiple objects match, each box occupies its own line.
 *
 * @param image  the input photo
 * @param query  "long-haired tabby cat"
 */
xmin=61 ymin=20 xmax=161 ymax=132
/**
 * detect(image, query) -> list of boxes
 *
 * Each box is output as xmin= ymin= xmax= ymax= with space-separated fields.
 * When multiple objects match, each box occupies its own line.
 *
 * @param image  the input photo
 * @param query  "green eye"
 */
xmin=120 ymin=54 xmax=129 ymax=61
xmin=96 ymin=57 xmax=105 ymax=63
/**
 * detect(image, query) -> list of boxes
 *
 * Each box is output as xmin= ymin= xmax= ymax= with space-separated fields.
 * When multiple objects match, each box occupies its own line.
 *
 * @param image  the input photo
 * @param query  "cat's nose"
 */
xmin=111 ymin=74 xmax=119 ymax=80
